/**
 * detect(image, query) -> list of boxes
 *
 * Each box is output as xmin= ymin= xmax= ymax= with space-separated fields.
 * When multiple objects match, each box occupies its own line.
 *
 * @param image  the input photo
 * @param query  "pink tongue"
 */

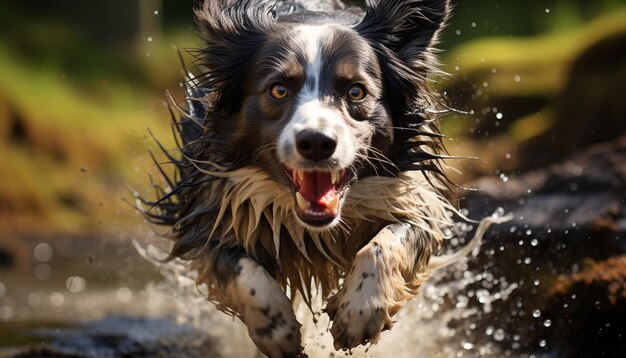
xmin=299 ymin=171 xmax=336 ymax=207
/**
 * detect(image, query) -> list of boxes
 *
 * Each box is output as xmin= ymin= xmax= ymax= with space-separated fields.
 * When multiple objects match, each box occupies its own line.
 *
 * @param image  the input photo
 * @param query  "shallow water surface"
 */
xmin=0 ymin=222 xmax=537 ymax=358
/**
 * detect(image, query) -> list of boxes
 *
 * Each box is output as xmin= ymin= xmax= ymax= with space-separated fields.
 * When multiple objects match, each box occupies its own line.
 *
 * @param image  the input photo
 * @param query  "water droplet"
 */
xmin=35 ymin=264 xmax=51 ymax=281
xmin=543 ymin=319 xmax=552 ymax=327
xmin=462 ymin=342 xmax=474 ymax=350
xmin=533 ymin=309 xmax=541 ymax=318
xmin=471 ymin=22 xmax=477 ymax=28
xmin=493 ymin=329 xmax=506 ymax=341
xmin=456 ymin=295 xmax=469 ymax=308
xmin=456 ymin=29 xmax=461 ymax=35
xmin=66 ymin=276 xmax=87 ymax=293
xmin=505 ymin=153 xmax=511 ymax=159
xmin=496 ymin=112 xmax=503 ymax=120
xmin=486 ymin=326 xmax=494 ymax=335
xmin=50 ymin=292 xmax=64 ymax=306
xmin=526 ymin=229 xmax=532 ymax=236
xmin=545 ymin=8 xmax=550 ymax=13
xmin=524 ymin=257 xmax=532 ymax=264
xmin=147 ymin=36 xmax=153 ymax=42
xmin=539 ymin=339 xmax=547 ymax=348
xmin=117 ymin=287 xmax=133 ymax=303
xmin=33 ymin=243 xmax=53 ymax=262
xmin=534 ymin=279 xmax=540 ymax=286
xmin=514 ymin=75 xmax=521 ymax=82
xmin=531 ymin=239 xmax=538 ymax=246
xmin=0 ymin=305 xmax=14 ymax=320
xmin=154 ymin=10 xmax=159 ymax=15
xmin=27 ymin=292 xmax=42 ymax=306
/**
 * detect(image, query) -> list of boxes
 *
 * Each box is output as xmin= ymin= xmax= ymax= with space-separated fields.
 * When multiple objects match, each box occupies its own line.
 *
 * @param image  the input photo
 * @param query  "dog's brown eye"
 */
xmin=347 ymin=84 xmax=367 ymax=101
xmin=270 ymin=83 xmax=288 ymax=100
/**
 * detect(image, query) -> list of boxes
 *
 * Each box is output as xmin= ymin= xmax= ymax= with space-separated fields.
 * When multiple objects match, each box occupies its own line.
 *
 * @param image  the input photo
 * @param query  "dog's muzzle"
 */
xmin=281 ymin=129 xmax=352 ymax=228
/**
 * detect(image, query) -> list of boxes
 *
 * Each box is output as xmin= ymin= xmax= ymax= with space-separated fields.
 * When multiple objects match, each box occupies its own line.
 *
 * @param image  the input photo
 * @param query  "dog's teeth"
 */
xmin=296 ymin=192 xmax=310 ymax=211
xmin=296 ymin=170 xmax=305 ymax=183
xmin=330 ymin=170 xmax=339 ymax=184
xmin=327 ymin=195 xmax=340 ymax=212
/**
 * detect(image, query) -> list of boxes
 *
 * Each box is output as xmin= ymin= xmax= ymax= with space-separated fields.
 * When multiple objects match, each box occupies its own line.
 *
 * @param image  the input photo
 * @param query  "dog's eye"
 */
xmin=270 ymin=83 xmax=288 ymax=100
xmin=347 ymin=84 xmax=367 ymax=101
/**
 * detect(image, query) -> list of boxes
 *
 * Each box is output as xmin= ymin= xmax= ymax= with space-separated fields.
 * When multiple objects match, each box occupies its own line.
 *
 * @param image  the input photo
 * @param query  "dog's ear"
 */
xmin=195 ymin=0 xmax=276 ymax=113
xmin=356 ymin=0 xmax=450 ymax=69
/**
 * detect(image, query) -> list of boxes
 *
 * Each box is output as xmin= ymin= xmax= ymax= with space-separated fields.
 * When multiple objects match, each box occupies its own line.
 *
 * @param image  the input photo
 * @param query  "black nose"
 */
xmin=295 ymin=130 xmax=337 ymax=161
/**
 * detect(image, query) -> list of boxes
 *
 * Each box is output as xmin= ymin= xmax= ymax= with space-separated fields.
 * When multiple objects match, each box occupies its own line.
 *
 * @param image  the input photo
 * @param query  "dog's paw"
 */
xmin=325 ymin=241 xmax=413 ymax=351
xmin=325 ymin=279 xmax=395 ymax=350
xmin=236 ymin=259 xmax=306 ymax=357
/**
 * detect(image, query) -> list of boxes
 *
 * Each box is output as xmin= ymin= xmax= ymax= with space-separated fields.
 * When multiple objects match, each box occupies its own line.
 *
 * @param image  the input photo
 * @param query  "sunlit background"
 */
xmin=1 ymin=1 xmax=625 ymax=357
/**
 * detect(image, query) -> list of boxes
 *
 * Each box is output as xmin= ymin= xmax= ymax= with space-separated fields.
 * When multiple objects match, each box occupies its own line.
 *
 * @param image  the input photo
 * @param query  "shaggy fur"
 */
xmin=139 ymin=0 xmax=499 ymax=356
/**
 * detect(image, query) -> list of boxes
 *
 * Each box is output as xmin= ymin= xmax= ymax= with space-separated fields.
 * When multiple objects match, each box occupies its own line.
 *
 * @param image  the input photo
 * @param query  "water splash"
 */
xmin=131 ymin=209 xmax=525 ymax=357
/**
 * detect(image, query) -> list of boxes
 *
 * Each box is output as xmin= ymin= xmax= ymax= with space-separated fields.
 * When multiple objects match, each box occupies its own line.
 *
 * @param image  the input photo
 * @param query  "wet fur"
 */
xmin=142 ymin=0 xmax=462 ymax=356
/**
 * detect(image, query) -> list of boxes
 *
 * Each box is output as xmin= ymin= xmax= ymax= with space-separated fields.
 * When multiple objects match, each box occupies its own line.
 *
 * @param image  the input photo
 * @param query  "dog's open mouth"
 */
xmin=282 ymin=165 xmax=351 ymax=227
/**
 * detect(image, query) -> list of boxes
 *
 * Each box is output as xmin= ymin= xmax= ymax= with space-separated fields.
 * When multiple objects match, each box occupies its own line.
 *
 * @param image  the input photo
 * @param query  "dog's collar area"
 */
xmin=281 ymin=165 xmax=351 ymax=226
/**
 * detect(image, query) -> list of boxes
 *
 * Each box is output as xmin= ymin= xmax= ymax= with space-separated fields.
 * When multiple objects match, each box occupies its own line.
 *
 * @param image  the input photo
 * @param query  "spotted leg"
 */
xmin=325 ymin=223 xmax=436 ymax=350
xmin=195 ymin=243 xmax=305 ymax=357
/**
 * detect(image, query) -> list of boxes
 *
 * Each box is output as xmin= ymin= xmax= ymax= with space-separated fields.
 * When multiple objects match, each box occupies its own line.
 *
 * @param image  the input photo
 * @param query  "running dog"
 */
xmin=142 ymin=0 xmax=500 ymax=356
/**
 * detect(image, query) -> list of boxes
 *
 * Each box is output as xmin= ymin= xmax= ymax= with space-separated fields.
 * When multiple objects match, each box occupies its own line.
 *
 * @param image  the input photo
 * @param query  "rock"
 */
xmin=464 ymin=135 xmax=626 ymax=264
xmin=458 ymin=136 xmax=626 ymax=356
xmin=541 ymin=256 xmax=626 ymax=358
xmin=12 ymin=316 xmax=219 ymax=358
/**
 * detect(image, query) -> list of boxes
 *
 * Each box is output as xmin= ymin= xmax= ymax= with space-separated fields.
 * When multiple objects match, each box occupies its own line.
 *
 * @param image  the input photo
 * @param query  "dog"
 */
xmin=141 ymin=0 xmax=503 ymax=356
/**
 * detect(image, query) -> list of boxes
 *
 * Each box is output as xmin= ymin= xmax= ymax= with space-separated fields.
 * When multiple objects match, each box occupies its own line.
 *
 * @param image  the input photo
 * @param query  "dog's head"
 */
xmin=193 ymin=0 xmax=450 ymax=230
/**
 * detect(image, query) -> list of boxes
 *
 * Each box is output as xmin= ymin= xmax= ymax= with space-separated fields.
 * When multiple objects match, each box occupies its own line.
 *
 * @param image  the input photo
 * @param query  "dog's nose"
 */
xmin=295 ymin=130 xmax=337 ymax=161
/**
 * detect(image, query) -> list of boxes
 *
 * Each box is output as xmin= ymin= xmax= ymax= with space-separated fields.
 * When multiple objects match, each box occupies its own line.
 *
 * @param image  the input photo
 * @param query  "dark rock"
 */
xmin=523 ymin=30 xmax=626 ymax=168
xmin=464 ymin=135 xmax=626 ymax=264
xmin=459 ymin=136 xmax=626 ymax=356
xmin=541 ymin=256 xmax=626 ymax=358
xmin=12 ymin=316 xmax=219 ymax=358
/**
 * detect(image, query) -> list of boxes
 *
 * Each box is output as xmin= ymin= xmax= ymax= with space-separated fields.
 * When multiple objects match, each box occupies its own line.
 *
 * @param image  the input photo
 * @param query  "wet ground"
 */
xmin=0 ymin=230 xmax=514 ymax=358
xmin=0 ymin=233 xmax=265 ymax=357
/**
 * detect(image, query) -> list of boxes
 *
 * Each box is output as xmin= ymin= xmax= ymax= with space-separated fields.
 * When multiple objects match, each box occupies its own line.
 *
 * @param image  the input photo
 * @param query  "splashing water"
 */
xmin=131 ymin=209 xmax=525 ymax=357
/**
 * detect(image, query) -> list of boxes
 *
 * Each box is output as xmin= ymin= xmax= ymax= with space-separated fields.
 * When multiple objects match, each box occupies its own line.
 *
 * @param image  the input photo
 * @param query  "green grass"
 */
xmin=442 ymin=8 xmax=626 ymax=97
xmin=0 ymin=38 xmax=190 ymax=234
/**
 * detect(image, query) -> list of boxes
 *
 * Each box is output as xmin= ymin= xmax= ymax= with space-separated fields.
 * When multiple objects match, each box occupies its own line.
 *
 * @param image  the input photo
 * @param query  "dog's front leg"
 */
xmin=325 ymin=223 xmax=434 ymax=350
xmin=196 ymin=243 xmax=305 ymax=357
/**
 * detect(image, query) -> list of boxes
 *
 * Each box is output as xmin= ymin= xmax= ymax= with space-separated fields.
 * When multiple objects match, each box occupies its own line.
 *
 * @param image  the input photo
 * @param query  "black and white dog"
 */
xmin=143 ymin=0 xmax=502 ymax=356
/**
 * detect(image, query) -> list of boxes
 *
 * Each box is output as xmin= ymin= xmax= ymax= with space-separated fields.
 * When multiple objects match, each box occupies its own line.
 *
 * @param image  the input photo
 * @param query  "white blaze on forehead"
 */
xmin=293 ymin=24 xmax=331 ymax=102
xmin=277 ymin=24 xmax=358 ymax=169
